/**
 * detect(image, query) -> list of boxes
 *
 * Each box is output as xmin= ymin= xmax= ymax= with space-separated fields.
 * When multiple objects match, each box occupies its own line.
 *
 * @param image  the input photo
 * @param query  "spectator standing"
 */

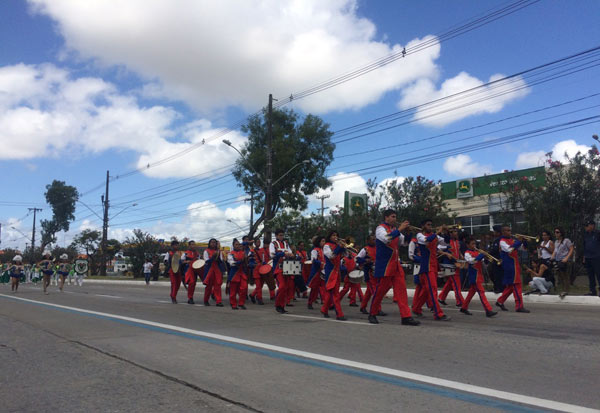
xmin=583 ymin=220 xmax=600 ymax=296
xmin=551 ymin=227 xmax=574 ymax=299
xmin=143 ymin=259 xmax=153 ymax=285
xmin=537 ymin=230 xmax=554 ymax=267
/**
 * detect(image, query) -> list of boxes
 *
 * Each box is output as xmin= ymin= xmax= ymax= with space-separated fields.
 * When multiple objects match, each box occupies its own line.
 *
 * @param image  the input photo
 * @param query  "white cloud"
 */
xmin=0 ymin=63 xmax=244 ymax=177
xmin=399 ymin=72 xmax=530 ymax=127
xmin=312 ymin=172 xmax=367 ymax=211
xmin=443 ymin=154 xmax=492 ymax=178
xmin=28 ymin=0 xmax=441 ymax=114
xmin=516 ymin=139 xmax=591 ymax=169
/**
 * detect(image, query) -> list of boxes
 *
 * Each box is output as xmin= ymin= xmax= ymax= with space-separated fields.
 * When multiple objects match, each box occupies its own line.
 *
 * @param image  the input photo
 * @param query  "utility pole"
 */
xmin=101 ymin=170 xmax=110 ymax=276
xmin=29 ymin=207 xmax=42 ymax=263
xmin=249 ymin=192 xmax=254 ymax=231
xmin=316 ymin=194 xmax=330 ymax=217
xmin=264 ymin=94 xmax=273 ymax=243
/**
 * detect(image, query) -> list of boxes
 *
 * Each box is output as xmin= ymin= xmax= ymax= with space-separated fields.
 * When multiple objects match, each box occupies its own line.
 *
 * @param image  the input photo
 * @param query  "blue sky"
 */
xmin=1 ymin=0 xmax=599 ymax=249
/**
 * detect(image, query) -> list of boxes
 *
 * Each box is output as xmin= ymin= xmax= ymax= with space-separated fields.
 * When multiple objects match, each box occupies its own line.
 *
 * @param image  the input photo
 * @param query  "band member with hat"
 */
xmin=438 ymin=228 xmax=465 ymax=307
xmin=9 ymin=255 xmax=24 ymax=292
xmin=183 ymin=240 xmax=199 ymax=304
xmin=271 ymin=229 xmax=293 ymax=313
xmin=496 ymin=225 xmax=530 ymax=313
xmin=461 ymin=237 xmax=497 ymax=317
xmin=227 ymin=239 xmax=248 ymax=310
xmin=39 ymin=252 xmax=54 ymax=294
xmin=321 ymin=230 xmax=346 ymax=320
xmin=307 ymin=236 xmax=325 ymax=310
xmin=203 ymin=238 xmax=224 ymax=307
xmin=369 ymin=210 xmax=420 ymax=325
xmin=57 ymin=253 xmax=71 ymax=292
xmin=165 ymin=240 xmax=183 ymax=304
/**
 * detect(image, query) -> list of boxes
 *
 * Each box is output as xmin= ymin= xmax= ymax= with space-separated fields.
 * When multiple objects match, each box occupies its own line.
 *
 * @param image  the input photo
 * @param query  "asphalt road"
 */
xmin=1 ymin=282 xmax=599 ymax=413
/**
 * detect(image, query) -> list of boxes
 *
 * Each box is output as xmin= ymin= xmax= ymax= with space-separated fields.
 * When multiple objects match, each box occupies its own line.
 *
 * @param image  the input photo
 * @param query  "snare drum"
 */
xmin=438 ymin=263 xmax=456 ymax=278
xmin=348 ymin=269 xmax=364 ymax=284
xmin=282 ymin=260 xmax=301 ymax=275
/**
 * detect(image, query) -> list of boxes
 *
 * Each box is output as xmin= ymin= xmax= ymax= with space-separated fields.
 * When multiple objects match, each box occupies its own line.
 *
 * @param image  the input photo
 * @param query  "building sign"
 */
xmin=456 ymin=178 xmax=473 ymax=198
xmin=344 ymin=191 xmax=367 ymax=216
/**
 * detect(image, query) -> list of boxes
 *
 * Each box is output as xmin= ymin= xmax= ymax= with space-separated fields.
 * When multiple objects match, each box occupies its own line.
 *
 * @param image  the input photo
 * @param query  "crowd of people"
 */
xmin=4 ymin=213 xmax=599 ymax=325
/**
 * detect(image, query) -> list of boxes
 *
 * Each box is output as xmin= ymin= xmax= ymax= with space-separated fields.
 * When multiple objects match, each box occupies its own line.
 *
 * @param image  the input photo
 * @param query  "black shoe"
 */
xmin=329 ymin=306 xmax=334 ymax=311
xmin=257 ymin=299 xmax=264 ymax=305
xmin=187 ymin=299 xmax=195 ymax=305
xmin=287 ymin=303 xmax=294 ymax=307
xmin=203 ymin=301 xmax=210 ymax=306
xmin=378 ymin=311 xmax=387 ymax=316
xmin=231 ymin=306 xmax=238 ymax=310
xmin=486 ymin=310 xmax=498 ymax=318
xmin=368 ymin=315 xmax=379 ymax=324
xmin=460 ymin=308 xmax=472 ymax=315
xmin=349 ymin=303 xmax=358 ymax=307
xmin=401 ymin=317 xmax=420 ymax=326
xmin=216 ymin=303 xmax=224 ymax=307
xmin=516 ymin=308 xmax=530 ymax=313
xmin=171 ymin=298 xmax=177 ymax=304
xmin=321 ymin=312 xmax=330 ymax=318
xmin=211 ymin=294 xmax=216 ymax=300
xmin=438 ymin=299 xmax=448 ymax=306
xmin=435 ymin=315 xmax=451 ymax=321
xmin=455 ymin=303 xmax=463 ymax=307
xmin=336 ymin=316 xmax=347 ymax=321
xmin=412 ymin=311 xmax=423 ymax=318
xmin=360 ymin=308 xmax=368 ymax=314
xmin=250 ymin=295 xmax=256 ymax=304
xmin=495 ymin=302 xmax=508 ymax=311
xmin=240 ymin=305 xmax=247 ymax=310
xmin=307 ymin=303 xmax=314 ymax=309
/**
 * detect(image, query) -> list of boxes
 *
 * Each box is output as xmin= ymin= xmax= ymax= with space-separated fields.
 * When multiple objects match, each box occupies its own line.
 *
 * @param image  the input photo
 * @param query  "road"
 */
xmin=1 ymin=282 xmax=599 ymax=412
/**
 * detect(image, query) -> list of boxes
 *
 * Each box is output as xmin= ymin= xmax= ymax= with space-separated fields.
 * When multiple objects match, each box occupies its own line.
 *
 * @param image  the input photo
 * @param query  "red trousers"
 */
xmin=287 ymin=274 xmax=295 ymax=304
xmin=462 ymin=277 xmax=492 ymax=312
xmin=251 ymin=275 xmax=263 ymax=300
xmin=229 ymin=278 xmax=248 ymax=308
xmin=204 ymin=269 xmax=223 ymax=304
xmin=438 ymin=271 xmax=464 ymax=305
xmin=307 ymin=275 xmax=323 ymax=305
xmin=360 ymin=278 xmax=377 ymax=311
xmin=321 ymin=276 xmax=344 ymax=317
xmin=185 ymin=268 xmax=196 ymax=300
xmin=339 ymin=277 xmax=364 ymax=304
xmin=369 ymin=275 xmax=411 ymax=318
xmin=274 ymin=270 xmax=289 ymax=308
xmin=302 ymin=264 xmax=311 ymax=284
xmin=497 ymin=277 xmax=524 ymax=310
xmin=412 ymin=271 xmax=445 ymax=319
xmin=169 ymin=271 xmax=181 ymax=299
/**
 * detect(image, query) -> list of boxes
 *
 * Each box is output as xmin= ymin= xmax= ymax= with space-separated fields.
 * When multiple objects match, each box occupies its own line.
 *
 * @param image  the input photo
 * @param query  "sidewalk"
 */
xmin=85 ymin=279 xmax=600 ymax=306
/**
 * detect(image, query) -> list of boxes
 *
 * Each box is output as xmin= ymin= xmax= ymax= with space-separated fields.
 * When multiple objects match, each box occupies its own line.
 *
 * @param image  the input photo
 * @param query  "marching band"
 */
xmin=3 ymin=209 xmax=549 ymax=325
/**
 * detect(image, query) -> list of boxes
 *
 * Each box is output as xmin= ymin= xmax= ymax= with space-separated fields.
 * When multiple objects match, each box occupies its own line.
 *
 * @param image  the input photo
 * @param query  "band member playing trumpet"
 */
xmin=412 ymin=219 xmax=450 ymax=321
xmin=357 ymin=235 xmax=376 ymax=314
xmin=250 ymin=238 xmax=267 ymax=305
xmin=307 ymin=236 xmax=326 ymax=310
xmin=438 ymin=228 xmax=465 ymax=307
xmin=460 ymin=238 xmax=497 ymax=317
xmin=321 ymin=231 xmax=346 ymax=320
xmin=227 ymin=239 xmax=248 ymax=310
xmin=184 ymin=240 xmax=199 ymax=304
xmin=370 ymin=209 xmax=420 ymax=326
xmin=166 ymin=240 xmax=183 ymax=304
xmin=203 ymin=239 xmax=224 ymax=307
xmin=271 ymin=229 xmax=293 ymax=313
xmin=496 ymin=226 xmax=530 ymax=313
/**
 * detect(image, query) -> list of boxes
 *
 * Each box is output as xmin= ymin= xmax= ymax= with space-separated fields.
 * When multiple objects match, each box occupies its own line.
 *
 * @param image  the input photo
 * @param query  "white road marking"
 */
xmin=95 ymin=294 xmax=122 ymax=299
xmin=1 ymin=293 xmax=596 ymax=413
xmin=283 ymin=313 xmax=375 ymax=326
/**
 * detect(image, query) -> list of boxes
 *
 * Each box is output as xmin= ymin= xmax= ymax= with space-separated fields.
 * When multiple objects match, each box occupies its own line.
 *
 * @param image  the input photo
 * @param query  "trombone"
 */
xmin=514 ymin=234 xmax=540 ymax=243
xmin=476 ymin=248 xmax=502 ymax=265
xmin=337 ymin=239 xmax=359 ymax=254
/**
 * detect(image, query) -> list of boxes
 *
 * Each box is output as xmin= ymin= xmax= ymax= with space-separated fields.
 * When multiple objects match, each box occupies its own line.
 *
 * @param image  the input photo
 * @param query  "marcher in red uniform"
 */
xmin=438 ymin=229 xmax=465 ymax=307
xmin=369 ymin=210 xmax=420 ymax=326
xmin=357 ymin=235 xmax=376 ymax=314
xmin=203 ymin=238 xmax=224 ymax=307
xmin=297 ymin=241 xmax=309 ymax=298
xmin=307 ymin=236 xmax=326 ymax=309
xmin=408 ymin=235 xmax=432 ymax=311
xmin=183 ymin=240 xmax=199 ymax=304
xmin=496 ymin=226 xmax=531 ymax=313
xmin=166 ymin=240 xmax=183 ymax=304
xmin=412 ymin=219 xmax=451 ymax=321
xmin=461 ymin=238 xmax=497 ymax=317
xmin=250 ymin=238 xmax=267 ymax=305
xmin=271 ymin=229 xmax=293 ymax=313
xmin=339 ymin=249 xmax=363 ymax=306
xmin=321 ymin=231 xmax=347 ymax=320
xmin=227 ymin=239 xmax=248 ymax=310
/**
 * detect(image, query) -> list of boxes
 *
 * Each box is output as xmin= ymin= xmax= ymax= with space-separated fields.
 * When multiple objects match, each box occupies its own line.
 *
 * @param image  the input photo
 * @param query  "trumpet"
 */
xmin=514 ymin=234 xmax=540 ymax=243
xmin=476 ymin=248 xmax=502 ymax=265
xmin=337 ymin=239 xmax=359 ymax=254
xmin=405 ymin=225 xmax=423 ymax=233
xmin=447 ymin=224 xmax=462 ymax=230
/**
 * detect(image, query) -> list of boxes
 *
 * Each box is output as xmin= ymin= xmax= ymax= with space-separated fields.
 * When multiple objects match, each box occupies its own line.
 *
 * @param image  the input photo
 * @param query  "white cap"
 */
xmin=60 ymin=253 xmax=69 ymax=260
xmin=13 ymin=255 xmax=23 ymax=262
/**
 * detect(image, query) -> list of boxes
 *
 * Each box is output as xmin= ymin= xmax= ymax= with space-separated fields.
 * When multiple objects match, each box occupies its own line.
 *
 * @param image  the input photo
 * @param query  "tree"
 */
xmin=122 ymin=229 xmax=160 ymax=277
xmin=70 ymin=229 xmax=101 ymax=274
xmin=269 ymin=210 xmax=328 ymax=247
xmin=232 ymin=108 xmax=335 ymax=238
xmin=41 ymin=180 xmax=79 ymax=249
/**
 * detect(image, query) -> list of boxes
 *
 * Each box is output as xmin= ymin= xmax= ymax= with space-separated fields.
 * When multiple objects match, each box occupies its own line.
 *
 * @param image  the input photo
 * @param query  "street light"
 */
xmin=110 ymin=203 xmax=138 ymax=220
xmin=10 ymin=226 xmax=31 ymax=242
xmin=223 ymin=139 xmax=266 ymax=187
xmin=272 ymin=160 xmax=310 ymax=186
xmin=227 ymin=219 xmax=246 ymax=232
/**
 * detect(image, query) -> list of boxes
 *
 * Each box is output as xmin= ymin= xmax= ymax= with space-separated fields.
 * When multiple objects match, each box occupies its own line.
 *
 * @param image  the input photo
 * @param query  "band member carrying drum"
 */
xmin=271 ymin=229 xmax=293 ymax=314
xmin=438 ymin=228 xmax=465 ymax=307
xmin=250 ymin=238 xmax=267 ymax=305
xmin=227 ymin=239 xmax=248 ymax=310
xmin=321 ymin=231 xmax=347 ymax=320
xmin=307 ymin=236 xmax=326 ymax=310
xmin=203 ymin=239 xmax=225 ymax=307
xmin=184 ymin=240 xmax=199 ymax=304
xmin=166 ymin=240 xmax=184 ymax=304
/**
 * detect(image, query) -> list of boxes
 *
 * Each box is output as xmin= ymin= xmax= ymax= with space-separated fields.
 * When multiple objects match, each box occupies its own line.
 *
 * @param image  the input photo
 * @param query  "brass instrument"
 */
xmin=337 ymin=239 xmax=359 ymax=254
xmin=448 ymin=224 xmax=462 ymax=230
xmin=476 ymin=248 xmax=502 ymax=265
xmin=406 ymin=225 xmax=423 ymax=233
xmin=514 ymin=234 xmax=540 ymax=243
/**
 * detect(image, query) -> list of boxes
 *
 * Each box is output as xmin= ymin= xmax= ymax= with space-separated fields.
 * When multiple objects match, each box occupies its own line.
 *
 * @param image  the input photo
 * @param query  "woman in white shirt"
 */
xmin=537 ymin=230 xmax=554 ymax=266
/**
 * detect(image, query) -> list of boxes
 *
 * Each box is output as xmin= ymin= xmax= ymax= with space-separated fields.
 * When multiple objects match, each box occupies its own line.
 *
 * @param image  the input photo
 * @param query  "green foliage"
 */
xmin=122 ymin=229 xmax=160 ymax=277
xmin=41 ymin=180 xmax=79 ymax=248
xmin=269 ymin=210 xmax=328 ymax=247
xmin=232 ymin=108 xmax=335 ymax=237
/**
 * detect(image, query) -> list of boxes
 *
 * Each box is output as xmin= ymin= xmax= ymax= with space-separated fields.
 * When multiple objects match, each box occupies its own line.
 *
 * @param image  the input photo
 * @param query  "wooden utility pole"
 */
xmin=101 ymin=170 xmax=110 ymax=276
xmin=264 ymin=94 xmax=273 ymax=243
xmin=28 ymin=207 xmax=42 ymax=263
xmin=316 ymin=194 xmax=330 ymax=217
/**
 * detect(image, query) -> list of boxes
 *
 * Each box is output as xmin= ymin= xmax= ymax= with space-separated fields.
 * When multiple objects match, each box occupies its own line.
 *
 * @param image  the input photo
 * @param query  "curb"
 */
xmin=84 ymin=279 xmax=600 ymax=306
